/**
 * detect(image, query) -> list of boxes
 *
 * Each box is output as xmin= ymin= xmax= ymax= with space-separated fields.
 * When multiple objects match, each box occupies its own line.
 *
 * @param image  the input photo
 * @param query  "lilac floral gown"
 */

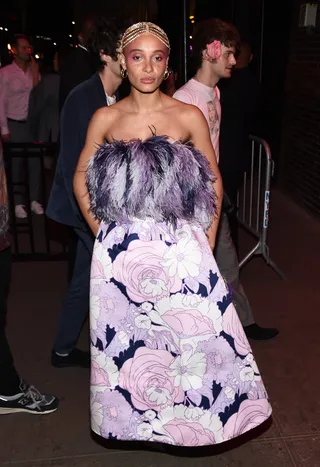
xmin=86 ymin=136 xmax=271 ymax=447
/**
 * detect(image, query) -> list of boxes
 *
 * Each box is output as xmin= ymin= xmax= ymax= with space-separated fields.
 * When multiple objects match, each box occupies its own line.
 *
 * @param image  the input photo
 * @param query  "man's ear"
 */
xmin=202 ymin=47 xmax=212 ymax=62
xmin=100 ymin=51 xmax=112 ymax=65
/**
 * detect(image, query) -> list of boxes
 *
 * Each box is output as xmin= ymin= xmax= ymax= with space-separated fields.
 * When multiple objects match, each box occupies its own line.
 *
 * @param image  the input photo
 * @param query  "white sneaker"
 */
xmin=31 ymin=201 xmax=44 ymax=215
xmin=15 ymin=205 xmax=27 ymax=218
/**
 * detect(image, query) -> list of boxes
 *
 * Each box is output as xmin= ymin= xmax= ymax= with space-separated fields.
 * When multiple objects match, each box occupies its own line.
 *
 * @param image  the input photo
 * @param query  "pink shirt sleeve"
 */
xmin=173 ymin=89 xmax=194 ymax=106
xmin=0 ymin=71 xmax=9 ymax=135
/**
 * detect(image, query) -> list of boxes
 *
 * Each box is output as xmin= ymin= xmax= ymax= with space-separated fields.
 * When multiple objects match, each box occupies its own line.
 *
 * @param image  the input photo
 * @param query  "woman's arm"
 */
xmin=184 ymin=105 xmax=223 ymax=250
xmin=73 ymin=107 xmax=111 ymax=236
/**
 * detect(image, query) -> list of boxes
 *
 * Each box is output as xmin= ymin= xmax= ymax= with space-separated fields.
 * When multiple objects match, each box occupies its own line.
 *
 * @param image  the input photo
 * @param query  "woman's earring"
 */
xmin=120 ymin=65 xmax=128 ymax=79
xmin=163 ymin=68 xmax=170 ymax=80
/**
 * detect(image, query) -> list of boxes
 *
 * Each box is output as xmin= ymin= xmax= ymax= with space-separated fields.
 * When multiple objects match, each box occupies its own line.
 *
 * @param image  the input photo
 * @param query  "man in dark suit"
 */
xmin=46 ymin=18 xmax=124 ymax=368
xmin=58 ymin=14 xmax=96 ymax=281
xmin=58 ymin=14 xmax=96 ymax=112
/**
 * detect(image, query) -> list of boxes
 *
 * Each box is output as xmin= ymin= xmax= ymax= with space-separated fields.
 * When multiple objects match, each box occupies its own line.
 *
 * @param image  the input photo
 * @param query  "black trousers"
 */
xmin=0 ymin=247 xmax=21 ymax=395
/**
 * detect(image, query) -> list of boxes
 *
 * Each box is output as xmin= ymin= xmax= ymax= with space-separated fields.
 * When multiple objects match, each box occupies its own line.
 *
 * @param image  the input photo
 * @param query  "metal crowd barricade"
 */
xmin=237 ymin=135 xmax=285 ymax=279
xmin=3 ymin=142 xmax=68 ymax=261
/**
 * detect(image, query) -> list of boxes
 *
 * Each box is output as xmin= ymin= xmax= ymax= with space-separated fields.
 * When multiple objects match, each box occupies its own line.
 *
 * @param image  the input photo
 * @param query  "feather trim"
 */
xmin=86 ymin=135 xmax=217 ymax=230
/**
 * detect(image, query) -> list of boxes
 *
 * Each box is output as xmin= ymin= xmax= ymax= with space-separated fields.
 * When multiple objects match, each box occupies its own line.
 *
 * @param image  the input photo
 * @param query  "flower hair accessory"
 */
xmin=120 ymin=22 xmax=170 ymax=53
xmin=206 ymin=40 xmax=222 ymax=61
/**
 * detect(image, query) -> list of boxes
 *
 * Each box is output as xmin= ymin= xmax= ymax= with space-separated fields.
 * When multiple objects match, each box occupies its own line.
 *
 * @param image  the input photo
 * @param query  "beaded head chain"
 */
xmin=120 ymin=22 xmax=170 ymax=53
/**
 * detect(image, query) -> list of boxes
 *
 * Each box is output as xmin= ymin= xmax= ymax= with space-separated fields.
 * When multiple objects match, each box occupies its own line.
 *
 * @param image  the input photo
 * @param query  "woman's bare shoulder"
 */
xmin=93 ymin=104 xmax=121 ymax=120
xmin=89 ymin=105 xmax=124 ymax=135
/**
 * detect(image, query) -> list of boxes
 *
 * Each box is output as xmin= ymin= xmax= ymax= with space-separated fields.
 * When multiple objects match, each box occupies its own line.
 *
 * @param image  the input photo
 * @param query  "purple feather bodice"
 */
xmin=86 ymin=135 xmax=217 ymax=229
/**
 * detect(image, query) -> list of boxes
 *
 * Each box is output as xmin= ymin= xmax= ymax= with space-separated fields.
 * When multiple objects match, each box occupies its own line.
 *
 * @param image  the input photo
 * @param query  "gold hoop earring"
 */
xmin=163 ymin=69 xmax=170 ymax=80
xmin=120 ymin=66 xmax=128 ymax=79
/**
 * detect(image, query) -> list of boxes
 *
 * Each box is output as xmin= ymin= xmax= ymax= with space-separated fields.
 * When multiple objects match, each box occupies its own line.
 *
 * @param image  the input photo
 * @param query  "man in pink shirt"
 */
xmin=174 ymin=71 xmax=222 ymax=162
xmin=174 ymin=19 xmax=278 ymax=340
xmin=0 ymin=34 xmax=43 ymax=218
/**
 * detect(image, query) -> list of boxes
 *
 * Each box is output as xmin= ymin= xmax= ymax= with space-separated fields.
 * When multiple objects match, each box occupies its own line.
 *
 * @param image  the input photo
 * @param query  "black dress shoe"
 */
xmin=51 ymin=348 xmax=90 ymax=368
xmin=244 ymin=323 xmax=279 ymax=341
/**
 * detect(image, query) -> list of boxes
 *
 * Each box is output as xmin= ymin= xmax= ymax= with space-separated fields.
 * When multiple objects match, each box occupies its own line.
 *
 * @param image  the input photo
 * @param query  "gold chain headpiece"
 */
xmin=120 ymin=22 xmax=170 ymax=52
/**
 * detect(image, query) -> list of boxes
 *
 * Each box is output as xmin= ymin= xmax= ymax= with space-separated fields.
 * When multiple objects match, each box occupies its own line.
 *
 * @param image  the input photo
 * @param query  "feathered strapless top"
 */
xmin=86 ymin=135 xmax=217 ymax=229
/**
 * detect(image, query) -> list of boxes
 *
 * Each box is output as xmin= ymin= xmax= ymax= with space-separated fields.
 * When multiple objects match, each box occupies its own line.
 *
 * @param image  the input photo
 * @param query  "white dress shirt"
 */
xmin=0 ymin=62 xmax=33 ymax=135
xmin=105 ymin=94 xmax=116 ymax=106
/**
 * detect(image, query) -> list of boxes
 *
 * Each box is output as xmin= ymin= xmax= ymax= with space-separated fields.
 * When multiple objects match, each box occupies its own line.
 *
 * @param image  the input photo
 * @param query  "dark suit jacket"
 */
xmin=46 ymin=72 xmax=107 ymax=234
xmin=59 ymin=46 xmax=94 ymax=112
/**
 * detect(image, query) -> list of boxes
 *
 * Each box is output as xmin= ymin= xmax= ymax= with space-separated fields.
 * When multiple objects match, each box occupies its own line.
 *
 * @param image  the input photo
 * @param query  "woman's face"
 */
xmin=122 ymin=33 xmax=169 ymax=93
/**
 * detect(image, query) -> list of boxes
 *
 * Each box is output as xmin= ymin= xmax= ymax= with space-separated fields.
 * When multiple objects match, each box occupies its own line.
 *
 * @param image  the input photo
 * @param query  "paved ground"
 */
xmin=2 ymin=189 xmax=320 ymax=466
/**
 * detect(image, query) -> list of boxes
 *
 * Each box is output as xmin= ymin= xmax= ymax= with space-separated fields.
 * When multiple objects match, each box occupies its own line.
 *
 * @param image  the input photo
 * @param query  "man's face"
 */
xmin=212 ymin=44 xmax=236 ymax=79
xmin=79 ymin=18 xmax=94 ymax=47
xmin=13 ymin=38 xmax=32 ymax=62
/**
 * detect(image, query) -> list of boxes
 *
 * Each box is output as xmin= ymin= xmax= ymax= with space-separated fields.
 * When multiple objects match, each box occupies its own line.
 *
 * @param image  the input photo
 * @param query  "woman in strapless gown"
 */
xmin=74 ymin=22 xmax=271 ymax=448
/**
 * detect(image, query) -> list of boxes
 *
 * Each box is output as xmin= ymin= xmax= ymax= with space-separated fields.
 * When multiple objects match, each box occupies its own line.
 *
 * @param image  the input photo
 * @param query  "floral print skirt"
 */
xmin=90 ymin=219 xmax=271 ymax=447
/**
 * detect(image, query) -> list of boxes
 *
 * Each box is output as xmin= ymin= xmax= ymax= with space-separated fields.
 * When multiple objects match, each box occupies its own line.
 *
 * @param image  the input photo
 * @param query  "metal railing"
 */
xmin=3 ymin=138 xmax=285 ymax=274
xmin=3 ymin=142 xmax=68 ymax=261
xmin=237 ymin=135 xmax=285 ymax=279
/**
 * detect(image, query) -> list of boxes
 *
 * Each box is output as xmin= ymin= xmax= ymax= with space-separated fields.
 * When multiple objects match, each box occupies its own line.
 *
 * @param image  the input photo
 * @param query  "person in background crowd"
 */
xmin=0 ymin=142 xmax=59 ymax=414
xmin=46 ymin=17 xmax=124 ymax=369
xmin=28 ymin=44 xmax=60 ymax=144
xmin=58 ymin=14 xmax=96 ymax=111
xmin=174 ymin=19 xmax=278 ymax=340
xmin=219 ymin=41 xmax=260 ymax=253
xmin=0 ymin=34 xmax=43 ymax=218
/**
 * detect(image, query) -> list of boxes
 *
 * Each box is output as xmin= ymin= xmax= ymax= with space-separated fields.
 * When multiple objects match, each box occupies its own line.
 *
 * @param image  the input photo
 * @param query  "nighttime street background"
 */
xmin=0 ymin=0 xmax=296 ymax=188
xmin=1 ymin=1 xmax=320 ymax=466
